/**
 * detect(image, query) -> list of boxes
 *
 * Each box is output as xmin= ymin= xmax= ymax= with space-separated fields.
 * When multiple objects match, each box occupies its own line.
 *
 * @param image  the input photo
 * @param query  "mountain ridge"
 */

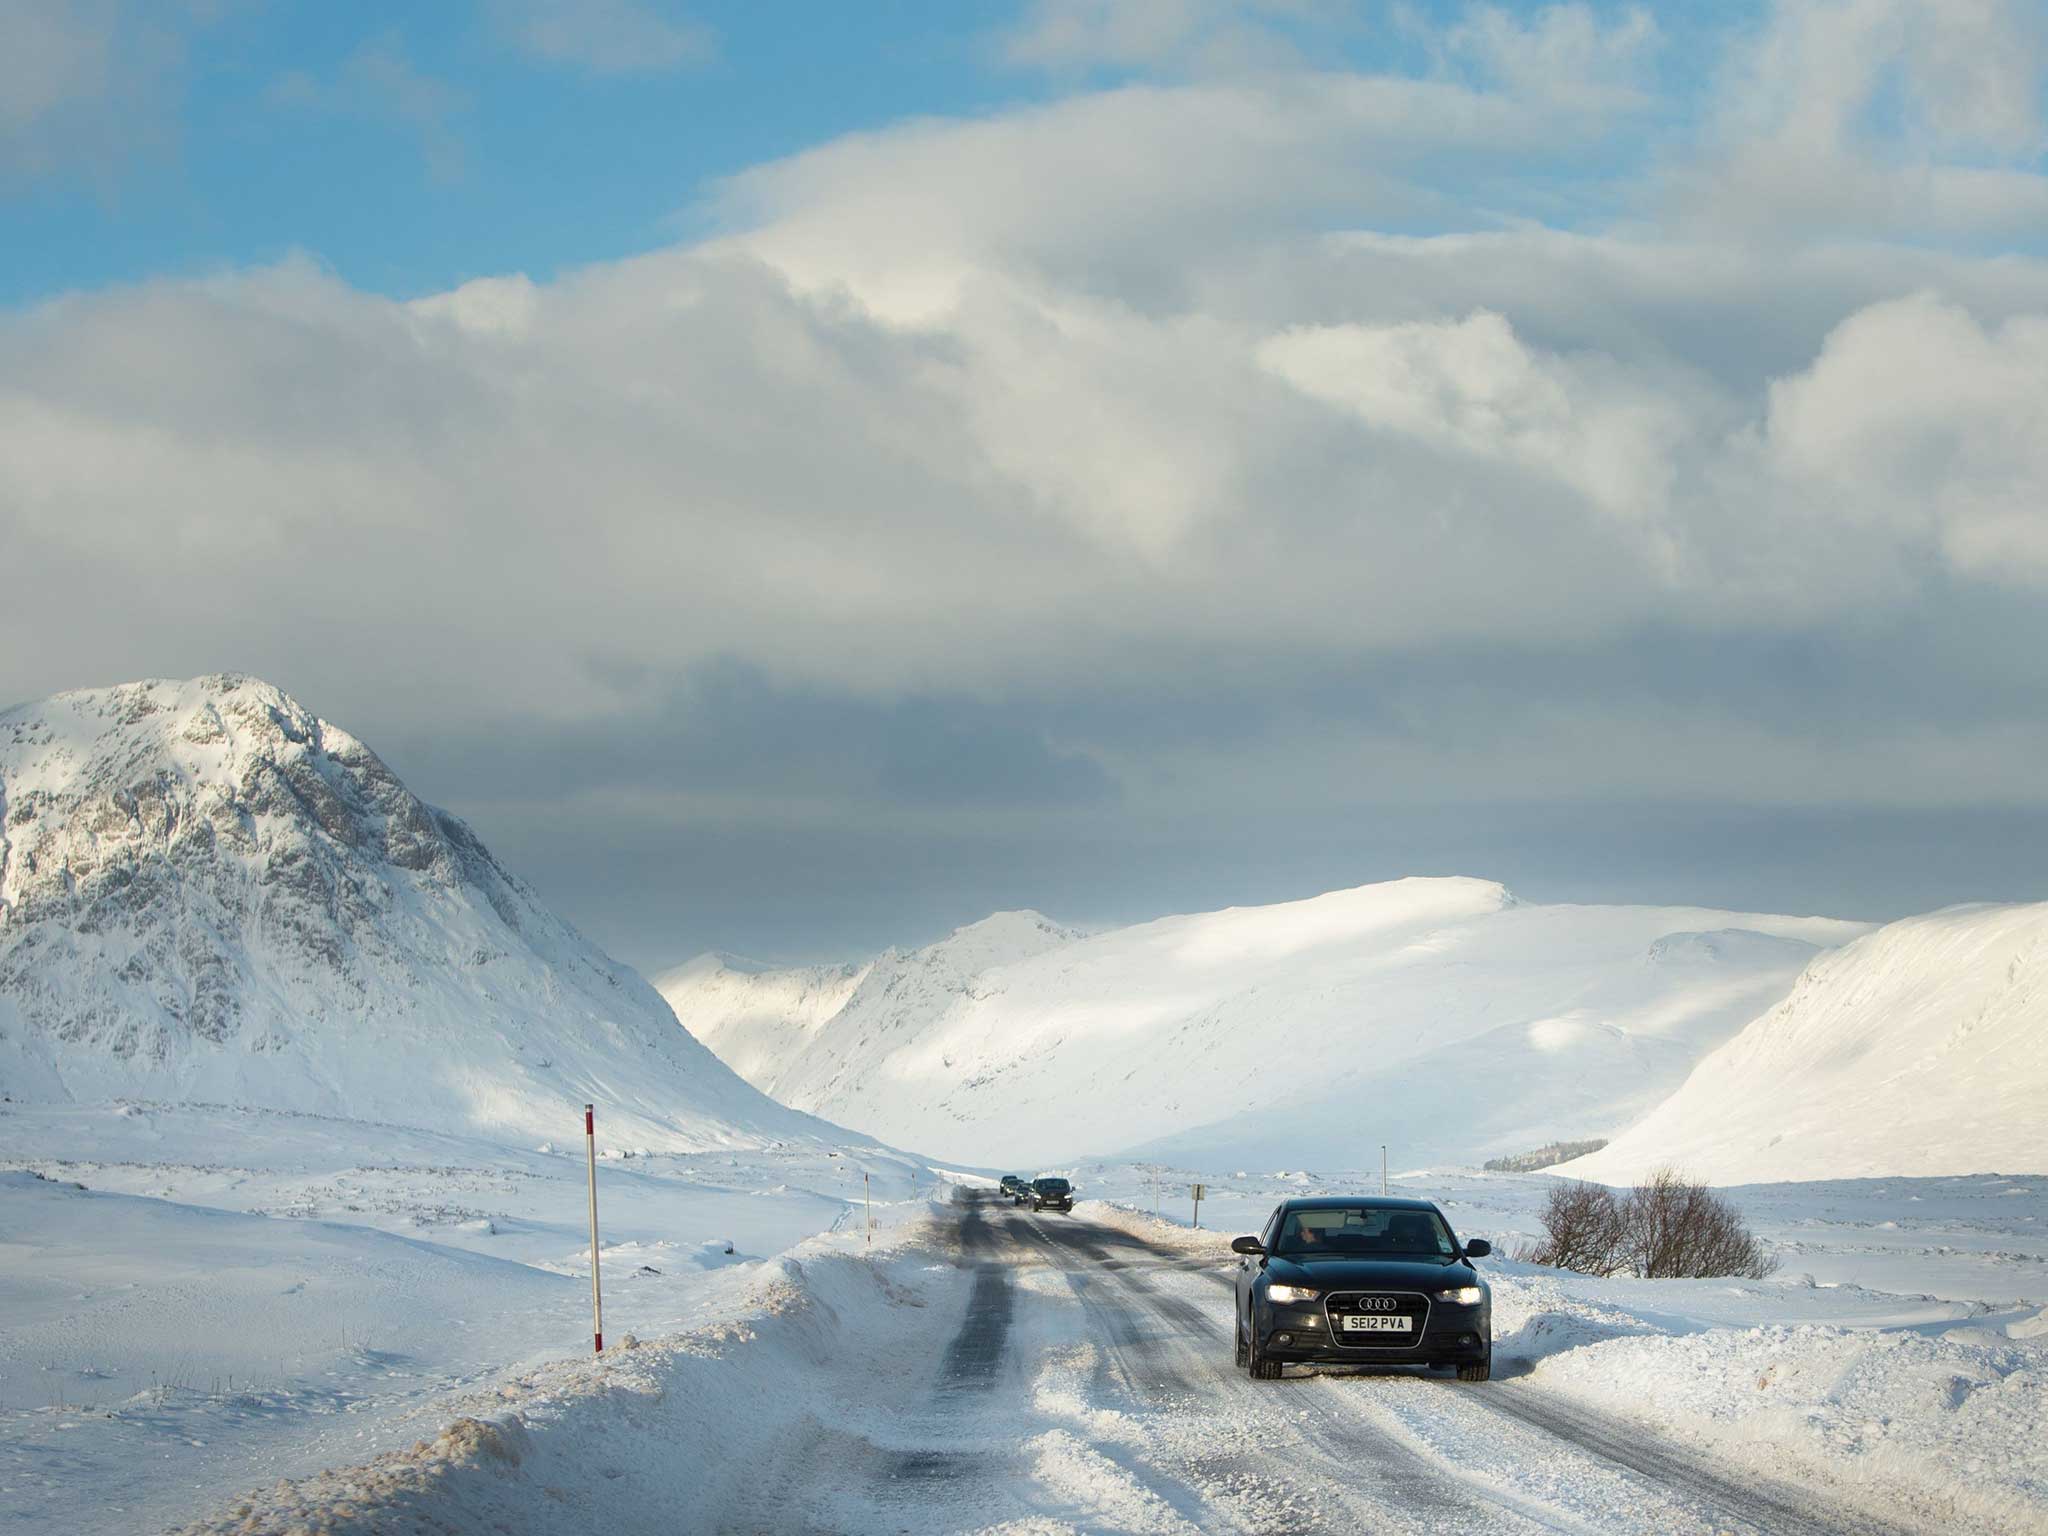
xmin=1559 ymin=900 xmax=2048 ymax=1184
xmin=661 ymin=876 xmax=1871 ymax=1167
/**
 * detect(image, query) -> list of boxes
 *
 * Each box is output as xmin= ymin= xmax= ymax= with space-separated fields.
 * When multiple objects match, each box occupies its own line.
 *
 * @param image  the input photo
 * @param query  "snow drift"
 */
xmin=660 ymin=879 xmax=1868 ymax=1168
xmin=1561 ymin=901 xmax=2048 ymax=1185
xmin=0 ymin=675 xmax=834 ymax=1151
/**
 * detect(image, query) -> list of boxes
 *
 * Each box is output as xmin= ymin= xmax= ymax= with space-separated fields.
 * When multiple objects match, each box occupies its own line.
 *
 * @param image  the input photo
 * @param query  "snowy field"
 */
xmin=0 ymin=1100 xmax=930 ymax=1535
xmin=10 ymin=1134 xmax=2041 ymax=1533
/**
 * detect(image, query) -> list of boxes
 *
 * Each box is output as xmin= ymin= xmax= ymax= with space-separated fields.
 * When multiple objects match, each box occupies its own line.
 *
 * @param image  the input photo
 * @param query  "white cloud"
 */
xmin=1257 ymin=310 xmax=1686 ymax=526
xmin=488 ymin=0 xmax=713 ymax=76
xmin=1685 ymin=0 xmax=2048 ymax=239
xmin=1758 ymin=293 xmax=2048 ymax=583
xmin=4 ymin=16 xmax=2047 ymax=825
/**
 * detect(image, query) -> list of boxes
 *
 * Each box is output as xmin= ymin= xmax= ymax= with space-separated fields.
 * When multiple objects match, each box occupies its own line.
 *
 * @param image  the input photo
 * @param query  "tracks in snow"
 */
xmin=727 ymin=1194 xmax=1934 ymax=1535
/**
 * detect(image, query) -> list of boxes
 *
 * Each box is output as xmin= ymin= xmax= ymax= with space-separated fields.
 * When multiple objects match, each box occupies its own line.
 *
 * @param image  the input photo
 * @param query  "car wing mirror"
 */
xmin=1230 ymin=1235 xmax=1264 ymax=1255
xmin=1463 ymin=1238 xmax=1492 ymax=1259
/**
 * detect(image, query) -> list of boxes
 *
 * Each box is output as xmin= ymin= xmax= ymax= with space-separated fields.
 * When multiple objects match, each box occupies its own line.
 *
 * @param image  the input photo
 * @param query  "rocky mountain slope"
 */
xmin=660 ymin=879 xmax=1869 ymax=1168
xmin=1560 ymin=901 xmax=2048 ymax=1185
xmin=0 ymin=675 xmax=840 ymax=1151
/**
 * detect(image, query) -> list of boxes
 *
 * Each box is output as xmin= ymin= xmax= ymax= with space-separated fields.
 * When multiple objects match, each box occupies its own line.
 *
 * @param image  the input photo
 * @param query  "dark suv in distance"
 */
xmin=1232 ymin=1197 xmax=1492 ymax=1381
xmin=998 ymin=1175 xmax=1029 ymax=1201
xmin=1030 ymin=1176 xmax=1074 ymax=1213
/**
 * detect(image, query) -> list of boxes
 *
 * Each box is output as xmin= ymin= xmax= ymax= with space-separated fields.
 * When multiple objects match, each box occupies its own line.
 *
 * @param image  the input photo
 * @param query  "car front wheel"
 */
xmin=1247 ymin=1324 xmax=1283 ymax=1381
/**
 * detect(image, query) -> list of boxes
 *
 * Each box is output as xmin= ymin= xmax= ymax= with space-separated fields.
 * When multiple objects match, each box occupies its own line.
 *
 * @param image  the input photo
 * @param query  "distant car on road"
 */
xmin=1231 ymin=1197 xmax=1492 ymax=1381
xmin=999 ymin=1175 xmax=1029 ymax=1200
xmin=1030 ymin=1177 xmax=1073 ymax=1213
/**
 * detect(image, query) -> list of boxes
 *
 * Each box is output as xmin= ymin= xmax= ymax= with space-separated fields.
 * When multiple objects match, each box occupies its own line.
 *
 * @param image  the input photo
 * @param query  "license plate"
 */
xmin=1340 ymin=1314 xmax=1411 ymax=1333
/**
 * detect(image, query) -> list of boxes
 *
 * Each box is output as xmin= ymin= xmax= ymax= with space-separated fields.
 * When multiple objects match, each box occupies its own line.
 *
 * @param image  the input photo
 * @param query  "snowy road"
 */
xmin=723 ymin=1192 xmax=1934 ymax=1535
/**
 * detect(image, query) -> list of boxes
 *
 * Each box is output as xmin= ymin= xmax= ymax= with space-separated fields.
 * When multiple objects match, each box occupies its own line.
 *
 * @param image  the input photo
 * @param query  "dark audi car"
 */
xmin=1030 ymin=1176 xmax=1074 ymax=1213
xmin=1232 ymin=1197 xmax=1492 ymax=1381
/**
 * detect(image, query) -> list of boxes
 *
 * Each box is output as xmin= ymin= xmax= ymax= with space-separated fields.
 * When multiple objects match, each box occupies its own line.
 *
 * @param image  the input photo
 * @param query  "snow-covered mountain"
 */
xmin=655 ymin=909 xmax=1081 ymax=1098
xmin=0 ymin=675 xmax=839 ymax=1151
xmin=660 ymin=878 xmax=1869 ymax=1168
xmin=1560 ymin=902 xmax=2048 ymax=1186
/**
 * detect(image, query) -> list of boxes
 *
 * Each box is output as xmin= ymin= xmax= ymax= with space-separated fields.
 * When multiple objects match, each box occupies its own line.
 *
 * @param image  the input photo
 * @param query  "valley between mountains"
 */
xmin=1 ymin=676 xmax=2042 ymax=1534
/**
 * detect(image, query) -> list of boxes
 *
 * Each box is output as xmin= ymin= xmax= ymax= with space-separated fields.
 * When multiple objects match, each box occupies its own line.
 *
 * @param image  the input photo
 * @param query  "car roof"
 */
xmin=1278 ymin=1196 xmax=1440 ymax=1213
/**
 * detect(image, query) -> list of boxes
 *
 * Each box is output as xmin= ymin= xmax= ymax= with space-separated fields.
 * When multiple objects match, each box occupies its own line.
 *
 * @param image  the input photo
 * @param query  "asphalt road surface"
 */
xmin=722 ymin=1192 xmax=1931 ymax=1535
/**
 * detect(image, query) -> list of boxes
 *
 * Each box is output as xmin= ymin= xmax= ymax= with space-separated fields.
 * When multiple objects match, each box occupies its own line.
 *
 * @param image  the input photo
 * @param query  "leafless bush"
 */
xmin=1519 ymin=1181 xmax=1630 ymax=1275
xmin=1621 ymin=1168 xmax=1778 ymax=1279
xmin=1523 ymin=1170 xmax=1776 ymax=1280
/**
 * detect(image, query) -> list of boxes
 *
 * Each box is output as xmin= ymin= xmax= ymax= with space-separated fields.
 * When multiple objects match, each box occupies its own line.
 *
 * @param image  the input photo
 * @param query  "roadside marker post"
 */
xmin=1190 ymin=1182 xmax=1206 ymax=1229
xmin=585 ymin=1104 xmax=604 ymax=1354
xmin=865 ymin=1171 xmax=872 ymax=1245
xmin=1381 ymin=1144 xmax=1388 ymax=1196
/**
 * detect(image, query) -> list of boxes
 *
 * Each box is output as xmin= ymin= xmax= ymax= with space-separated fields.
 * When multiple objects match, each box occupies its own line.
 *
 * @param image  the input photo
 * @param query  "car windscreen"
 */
xmin=1035 ymin=1179 xmax=1070 ymax=1193
xmin=1273 ymin=1206 xmax=1455 ymax=1259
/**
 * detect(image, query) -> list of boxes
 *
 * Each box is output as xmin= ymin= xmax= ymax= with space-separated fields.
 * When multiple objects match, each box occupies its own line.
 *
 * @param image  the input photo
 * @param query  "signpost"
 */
xmin=864 ymin=1171 xmax=872 ymax=1245
xmin=1190 ymin=1182 xmax=1206 ymax=1229
xmin=585 ymin=1104 xmax=604 ymax=1354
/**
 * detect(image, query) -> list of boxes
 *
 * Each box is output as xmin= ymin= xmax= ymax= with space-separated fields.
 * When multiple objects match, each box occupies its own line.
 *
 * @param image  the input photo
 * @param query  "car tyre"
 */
xmin=1456 ymin=1354 xmax=1492 ymax=1382
xmin=1248 ymin=1327 xmax=1283 ymax=1381
xmin=1234 ymin=1318 xmax=1249 ymax=1369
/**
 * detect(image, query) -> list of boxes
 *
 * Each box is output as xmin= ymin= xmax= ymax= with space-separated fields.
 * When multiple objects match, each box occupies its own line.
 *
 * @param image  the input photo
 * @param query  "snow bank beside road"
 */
xmin=169 ymin=1199 xmax=955 ymax=1536
xmin=0 ymin=1101 xmax=934 ymax=1535
xmin=1495 ymin=1270 xmax=2048 ymax=1533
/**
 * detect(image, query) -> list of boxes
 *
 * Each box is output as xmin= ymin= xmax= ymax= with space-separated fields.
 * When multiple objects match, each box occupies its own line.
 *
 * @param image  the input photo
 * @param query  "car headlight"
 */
xmin=1434 ymin=1286 xmax=1484 ymax=1305
xmin=1267 ymin=1283 xmax=1321 ymax=1304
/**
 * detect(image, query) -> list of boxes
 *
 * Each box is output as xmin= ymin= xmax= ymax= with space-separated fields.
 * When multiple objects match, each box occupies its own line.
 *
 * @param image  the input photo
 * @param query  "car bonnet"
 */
xmin=1264 ymin=1254 xmax=1478 ymax=1291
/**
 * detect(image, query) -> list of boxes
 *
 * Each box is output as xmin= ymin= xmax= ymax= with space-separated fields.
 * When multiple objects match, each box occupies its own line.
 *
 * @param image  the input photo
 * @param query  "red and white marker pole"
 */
xmin=585 ymin=1104 xmax=603 ymax=1354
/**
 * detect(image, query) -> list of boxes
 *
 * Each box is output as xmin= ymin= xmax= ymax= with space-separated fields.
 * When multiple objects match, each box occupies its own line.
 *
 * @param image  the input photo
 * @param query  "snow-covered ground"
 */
xmin=0 ymin=1100 xmax=931 ymax=1535
xmin=117 ymin=1180 xmax=2046 ymax=1535
xmin=662 ymin=879 xmax=1870 ymax=1169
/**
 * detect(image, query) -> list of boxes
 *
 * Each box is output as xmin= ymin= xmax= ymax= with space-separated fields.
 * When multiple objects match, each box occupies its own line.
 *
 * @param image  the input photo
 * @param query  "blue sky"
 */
xmin=2 ymin=0 xmax=1753 ymax=305
xmin=6 ymin=2 xmax=1013 ymax=301
xmin=4 ymin=0 xmax=2046 ymax=965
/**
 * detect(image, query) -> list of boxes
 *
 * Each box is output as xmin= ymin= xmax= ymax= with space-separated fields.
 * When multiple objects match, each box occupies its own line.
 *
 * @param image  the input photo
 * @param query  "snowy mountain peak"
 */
xmin=924 ymin=909 xmax=1084 ymax=970
xmin=0 ymin=675 xmax=836 ymax=1151
xmin=4 ymin=676 xmax=488 ymax=921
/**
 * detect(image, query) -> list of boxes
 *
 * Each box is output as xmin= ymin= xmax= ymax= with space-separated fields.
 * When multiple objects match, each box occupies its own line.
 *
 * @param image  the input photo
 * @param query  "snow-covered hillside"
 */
xmin=0 ymin=675 xmax=834 ymax=1151
xmin=660 ymin=879 xmax=1869 ymax=1168
xmin=1561 ymin=901 xmax=2048 ymax=1186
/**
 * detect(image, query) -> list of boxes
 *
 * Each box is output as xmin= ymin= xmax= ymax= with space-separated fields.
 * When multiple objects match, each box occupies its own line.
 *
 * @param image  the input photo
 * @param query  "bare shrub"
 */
xmin=1620 ymin=1168 xmax=1778 ymax=1280
xmin=1525 ymin=1169 xmax=1776 ymax=1280
xmin=1521 ymin=1181 xmax=1628 ymax=1276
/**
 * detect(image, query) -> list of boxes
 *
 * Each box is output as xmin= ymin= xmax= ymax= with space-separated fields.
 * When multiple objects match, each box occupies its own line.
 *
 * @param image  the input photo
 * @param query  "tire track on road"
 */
xmin=1020 ymin=1210 xmax=1580 ymax=1535
xmin=1127 ymin=1220 xmax=1935 ymax=1536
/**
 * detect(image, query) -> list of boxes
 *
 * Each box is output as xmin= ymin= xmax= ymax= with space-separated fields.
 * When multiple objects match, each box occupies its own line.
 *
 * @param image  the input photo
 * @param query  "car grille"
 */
xmin=1322 ymin=1291 xmax=1430 ymax=1349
